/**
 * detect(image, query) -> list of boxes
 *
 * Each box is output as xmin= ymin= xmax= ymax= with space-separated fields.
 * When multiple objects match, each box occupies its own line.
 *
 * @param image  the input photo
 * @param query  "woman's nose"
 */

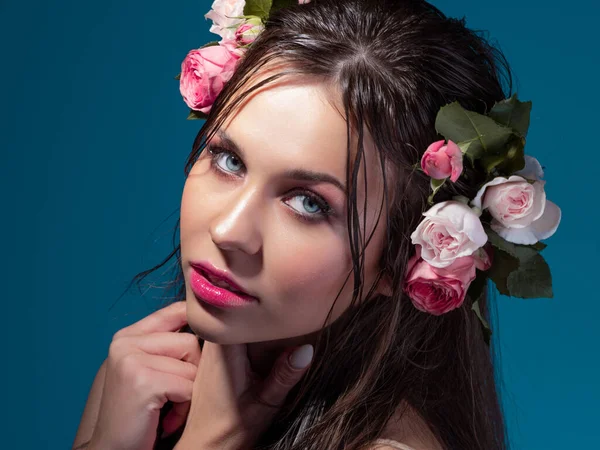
xmin=208 ymin=187 xmax=262 ymax=255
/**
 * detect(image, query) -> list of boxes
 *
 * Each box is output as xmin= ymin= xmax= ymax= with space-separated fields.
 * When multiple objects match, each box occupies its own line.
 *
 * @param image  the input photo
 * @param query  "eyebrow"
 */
xmin=214 ymin=130 xmax=347 ymax=193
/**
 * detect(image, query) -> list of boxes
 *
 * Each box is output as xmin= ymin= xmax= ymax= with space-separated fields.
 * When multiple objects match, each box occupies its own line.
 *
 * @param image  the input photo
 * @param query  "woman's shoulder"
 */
xmin=375 ymin=402 xmax=444 ymax=450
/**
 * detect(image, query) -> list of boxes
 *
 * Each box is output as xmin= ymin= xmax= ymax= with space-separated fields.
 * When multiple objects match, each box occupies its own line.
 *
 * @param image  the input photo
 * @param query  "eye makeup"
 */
xmin=205 ymin=144 xmax=336 ymax=223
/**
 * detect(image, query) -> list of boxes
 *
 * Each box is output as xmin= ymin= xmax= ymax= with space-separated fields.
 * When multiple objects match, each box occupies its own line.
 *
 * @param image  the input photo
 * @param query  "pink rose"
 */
xmin=204 ymin=0 xmax=246 ymax=42
xmin=235 ymin=18 xmax=264 ymax=46
xmin=471 ymin=157 xmax=561 ymax=245
xmin=403 ymin=247 xmax=477 ymax=315
xmin=410 ymin=201 xmax=488 ymax=268
xmin=219 ymin=37 xmax=246 ymax=57
xmin=421 ymin=139 xmax=464 ymax=182
xmin=179 ymin=45 xmax=240 ymax=113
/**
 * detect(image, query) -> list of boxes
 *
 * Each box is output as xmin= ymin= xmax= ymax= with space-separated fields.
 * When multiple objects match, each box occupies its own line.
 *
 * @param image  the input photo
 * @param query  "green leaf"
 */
xmin=528 ymin=242 xmax=548 ymax=252
xmin=472 ymin=298 xmax=491 ymax=330
xmin=174 ymin=73 xmax=181 ymax=80
xmin=456 ymin=141 xmax=475 ymax=166
xmin=187 ymin=109 xmax=209 ymax=120
xmin=485 ymin=227 xmax=538 ymax=262
xmin=468 ymin=275 xmax=492 ymax=345
xmin=243 ymin=15 xmax=264 ymax=26
xmin=472 ymin=300 xmax=492 ymax=345
xmin=478 ymin=134 xmax=525 ymax=175
xmin=480 ymin=153 xmax=505 ymax=174
xmin=435 ymin=102 xmax=514 ymax=162
xmin=502 ymin=135 xmax=526 ymax=174
xmin=488 ymin=94 xmax=532 ymax=138
xmin=457 ymin=140 xmax=481 ymax=168
xmin=468 ymin=272 xmax=487 ymax=302
xmin=485 ymin=226 xmax=553 ymax=299
xmin=199 ymin=40 xmax=220 ymax=49
xmin=488 ymin=248 xmax=519 ymax=296
xmin=427 ymin=178 xmax=446 ymax=205
xmin=271 ymin=0 xmax=297 ymax=13
xmin=244 ymin=0 xmax=273 ymax=19
xmin=506 ymin=253 xmax=554 ymax=298
xmin=227 ymin=14 xmax=261 ymax=20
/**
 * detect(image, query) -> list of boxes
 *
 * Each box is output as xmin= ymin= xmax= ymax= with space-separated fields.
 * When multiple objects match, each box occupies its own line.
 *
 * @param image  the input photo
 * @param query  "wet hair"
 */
xmin=127 ymin=1 xmax=513 ymax=449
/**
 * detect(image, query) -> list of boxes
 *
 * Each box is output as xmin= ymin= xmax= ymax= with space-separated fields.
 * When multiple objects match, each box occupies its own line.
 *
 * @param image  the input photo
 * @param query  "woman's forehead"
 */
xmin=220 ymin=76 xmax=385 ymax=196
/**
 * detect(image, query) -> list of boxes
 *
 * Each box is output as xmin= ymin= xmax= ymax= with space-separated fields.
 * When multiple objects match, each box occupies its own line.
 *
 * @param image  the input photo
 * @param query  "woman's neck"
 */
xmin=246 ymin=332 xmax=319 ymax=378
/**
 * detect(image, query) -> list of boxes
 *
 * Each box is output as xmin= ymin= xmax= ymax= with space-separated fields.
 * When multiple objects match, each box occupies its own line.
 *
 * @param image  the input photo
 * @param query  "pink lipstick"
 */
xmin=189 ymin=262 xmax=258 ymax=308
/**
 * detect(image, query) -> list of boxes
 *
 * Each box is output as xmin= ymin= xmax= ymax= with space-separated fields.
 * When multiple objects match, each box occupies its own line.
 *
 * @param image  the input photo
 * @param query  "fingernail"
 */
xmin=289 ymin=344 xmax=314 ymax=369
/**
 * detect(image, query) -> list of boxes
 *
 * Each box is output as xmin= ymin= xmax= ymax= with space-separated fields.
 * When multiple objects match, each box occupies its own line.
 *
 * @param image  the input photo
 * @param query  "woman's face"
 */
xmin=180 ymin=77 xmax=390 ymax=344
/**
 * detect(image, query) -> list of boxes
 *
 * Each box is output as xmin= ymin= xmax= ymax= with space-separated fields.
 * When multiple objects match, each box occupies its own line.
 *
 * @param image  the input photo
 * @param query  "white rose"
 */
xmin=471 ymin=156 xmax=561 ymax=245
xmin=205 ymin=0 xmax=246 ymax=41
xmin=410 ymin=201 xmax=488 ymax=268
xmin=518 ymin=154 xmax=545 ymax=180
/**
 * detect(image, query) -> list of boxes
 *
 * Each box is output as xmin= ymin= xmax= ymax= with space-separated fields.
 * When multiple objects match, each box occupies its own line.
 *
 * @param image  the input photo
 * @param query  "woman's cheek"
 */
xmin=268 ymin=233 xmax=351 ymax=307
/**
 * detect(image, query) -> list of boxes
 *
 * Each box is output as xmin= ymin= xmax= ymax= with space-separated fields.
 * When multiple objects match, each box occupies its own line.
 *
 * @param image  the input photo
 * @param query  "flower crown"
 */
xmin=177 ymin=0 xmax=562 ymax=343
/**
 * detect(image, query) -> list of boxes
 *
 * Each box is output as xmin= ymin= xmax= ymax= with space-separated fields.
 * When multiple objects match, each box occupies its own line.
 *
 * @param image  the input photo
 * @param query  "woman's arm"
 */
xmin=71 ymin=359 xmax=107 ymax=449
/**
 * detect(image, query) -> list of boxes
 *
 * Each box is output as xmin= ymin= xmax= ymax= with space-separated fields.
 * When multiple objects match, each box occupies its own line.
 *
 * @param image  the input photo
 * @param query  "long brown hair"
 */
xmin=127 ymin=1 xmax=513 ymax=449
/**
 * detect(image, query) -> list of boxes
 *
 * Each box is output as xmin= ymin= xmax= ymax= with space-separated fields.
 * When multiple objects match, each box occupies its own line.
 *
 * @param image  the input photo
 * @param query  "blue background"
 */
xmin=1 ymin=0 xmax=596 ymax=448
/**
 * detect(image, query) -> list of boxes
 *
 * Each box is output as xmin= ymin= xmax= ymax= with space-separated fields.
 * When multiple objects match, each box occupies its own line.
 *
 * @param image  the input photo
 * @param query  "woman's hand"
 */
xmin=88 ymin=301 xmax=202 ymax=450
xmin=174 ymin=341 xmax=314 ymax=450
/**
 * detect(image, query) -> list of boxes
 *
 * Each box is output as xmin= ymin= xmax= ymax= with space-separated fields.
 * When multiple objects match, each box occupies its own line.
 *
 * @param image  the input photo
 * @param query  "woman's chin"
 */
xmin=184 ymin=298 xmax=259 ymax=344
xmin=183 ymin=291 xmax=322 ymax=345
xmin=184 ymin=312 xmax=232 ymax=342
xmin=186 ymin=321 xmax=242 ymax=344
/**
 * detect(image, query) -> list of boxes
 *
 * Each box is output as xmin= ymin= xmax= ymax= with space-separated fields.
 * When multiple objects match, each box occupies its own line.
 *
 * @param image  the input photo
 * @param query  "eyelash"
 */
xmin=205 ymin=144 xmax=334 ymax=223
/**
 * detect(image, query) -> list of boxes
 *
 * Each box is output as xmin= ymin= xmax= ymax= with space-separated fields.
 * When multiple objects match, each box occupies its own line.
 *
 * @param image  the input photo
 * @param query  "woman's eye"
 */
xmin=209 ymin=147 xmax=244 ymax=174
xmin=217 ymin=152 xmax=244 ymax=173
xmin=207 ymin=145 xmax=332 ymax=222
xmin=287 ymin=195 xmax=322 ymax=214
xmin=285 ymin=193 xmax=332 ymax=221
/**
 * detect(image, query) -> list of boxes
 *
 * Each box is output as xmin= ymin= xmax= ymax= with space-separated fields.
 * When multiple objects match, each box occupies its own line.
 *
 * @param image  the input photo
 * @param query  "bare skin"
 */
xmin=73 ymin=74 xmax=441 ymax=450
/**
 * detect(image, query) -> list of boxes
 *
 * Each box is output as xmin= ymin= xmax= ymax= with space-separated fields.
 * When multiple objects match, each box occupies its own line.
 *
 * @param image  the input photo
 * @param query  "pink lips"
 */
xmin=189 ymin=262 xmax=257 ymax=309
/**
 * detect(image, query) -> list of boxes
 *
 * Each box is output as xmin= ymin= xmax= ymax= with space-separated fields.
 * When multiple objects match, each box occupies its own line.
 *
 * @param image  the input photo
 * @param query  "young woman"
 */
xmin=73 ymin=1 xmax=561 ymax=449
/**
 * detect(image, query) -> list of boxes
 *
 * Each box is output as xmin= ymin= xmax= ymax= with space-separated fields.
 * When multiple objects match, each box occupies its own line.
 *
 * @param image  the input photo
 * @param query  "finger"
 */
xmin=161 ymin=401 xmax=191 ymax=438
xmin=115 ymin=301 xmax=188 ymax=338
xmin=144 ymin=370 xmax=194 ymax=406
xmin=139 ymin=354 xmax=198 ymax=382
xmin=118 ymin=332 xmax=202 ymax=366
xmin=255 ymin=344 xmax=314 ymax=409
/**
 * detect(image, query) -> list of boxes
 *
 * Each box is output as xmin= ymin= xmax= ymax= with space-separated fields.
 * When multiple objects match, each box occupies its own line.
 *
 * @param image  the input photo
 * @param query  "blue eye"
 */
xmin=303 ymin=197 xmax=321 ymax=214
xmin=284 ymin=191 xmax=333 ymax=223
xmin=287 ymin=195 xmax=322 ymax=215
xmin=207 ymin=144 xmax=333 ymax=223
xmin=212 ymin=149 xmax=243 ymax=173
